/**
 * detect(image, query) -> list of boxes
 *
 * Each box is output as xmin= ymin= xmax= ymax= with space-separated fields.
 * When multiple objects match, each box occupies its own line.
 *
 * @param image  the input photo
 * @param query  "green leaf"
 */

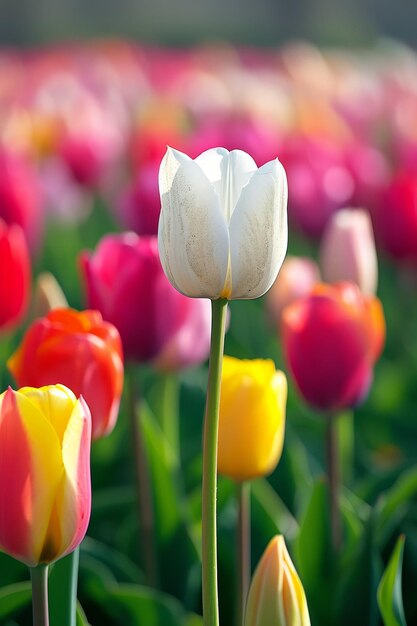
xmin=76 ymin=602 xmax=91 ymax=626
xmin=377 ymin=535 xmax=407 ymax=626
xmin=139 ymin=401 xmax=201 ymax=601
xmin=376 ymin=467 xmax=417 ymax=546
xmin=294 ymin=479 xmax=334 ymax=626
xmin=0 ymin=581 xmax=31 ymax=621
xmin=94 ymin=583 xmax=190 ymax=626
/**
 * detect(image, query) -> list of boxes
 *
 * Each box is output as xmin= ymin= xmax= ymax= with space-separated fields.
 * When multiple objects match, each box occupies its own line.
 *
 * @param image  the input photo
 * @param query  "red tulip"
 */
xmin=0 ymin=220 xmax=31 ymax=333
xmin=372 ymin=171 xmax=417 ymax=262
xmin=8 ymin=308 xmax=123 ymax=440
xmin=281 ymin=283 xmax=385 ymax=411
xmin=80 ymin=233 xmax=211 ymax=368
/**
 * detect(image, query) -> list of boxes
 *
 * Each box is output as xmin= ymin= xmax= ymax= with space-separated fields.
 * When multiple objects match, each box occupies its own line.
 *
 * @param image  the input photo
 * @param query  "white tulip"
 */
xmin=158 ymin=147 xmax=288 ymax=300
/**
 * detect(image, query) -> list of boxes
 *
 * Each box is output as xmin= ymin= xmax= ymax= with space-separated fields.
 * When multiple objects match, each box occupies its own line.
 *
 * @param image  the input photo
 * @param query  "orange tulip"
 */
xmin=8 ymin=308 xmax=123 ymax=440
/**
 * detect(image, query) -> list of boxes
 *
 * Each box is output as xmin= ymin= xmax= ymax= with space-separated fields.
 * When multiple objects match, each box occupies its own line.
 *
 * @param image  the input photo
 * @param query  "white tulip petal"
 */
xmin=229 ymin=159 xmax=288 ymax=299
xmin=158 ymin=147 xmax=230 ymax=298
xmin=196 ymin=148 xmax=257 ymax=222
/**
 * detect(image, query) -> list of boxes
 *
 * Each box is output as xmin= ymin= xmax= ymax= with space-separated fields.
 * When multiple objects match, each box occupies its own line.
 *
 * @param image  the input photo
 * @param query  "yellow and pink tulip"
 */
xmin=0 ymin=384 xmax=91 ymax=567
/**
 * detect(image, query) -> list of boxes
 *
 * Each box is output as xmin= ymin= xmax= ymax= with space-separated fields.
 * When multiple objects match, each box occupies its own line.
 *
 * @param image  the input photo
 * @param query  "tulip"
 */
xmin=0 ymin=149 xmax=43 ymax=251
xmin=158 ymin=147 xmax=288 ymax=300
xmin=0 ymin=220 xmax=31 ymax=333
xmin=266 ymin=256 xmax=320 ymax=327
xmin=80 ymin=233 xmax=211 ymax=367
xmin=319 ymin=209 xmax=378 ymax=295
xmin=8 ymin=308 xmax=123 ymax=440
xmin=218 ymin=356 xmax=287 ymax=481
xmin=281 ymin=282 xmax=385 ymax=411
xmin=245 ymin=535 xmax=311 ymax=626
xmin=117 ymin=162 xmax=161 ymax=236
xmin=372 ymin=171 xmax=417 ymax=262
xmin=0 ymin=384 xmax=91 ymax=567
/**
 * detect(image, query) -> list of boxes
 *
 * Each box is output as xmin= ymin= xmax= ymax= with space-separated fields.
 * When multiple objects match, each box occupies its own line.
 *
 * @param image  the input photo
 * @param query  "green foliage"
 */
xmin=377 ymin=536 xmax=407 ymax=626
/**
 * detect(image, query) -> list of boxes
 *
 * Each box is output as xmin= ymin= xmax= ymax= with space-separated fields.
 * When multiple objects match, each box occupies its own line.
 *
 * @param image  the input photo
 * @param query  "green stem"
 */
xmin=49 ymin=548 xmax=79 ymax=626
xmin=326 ymin=415 xmax=342 ymax=552
xmin=127 ymin=366 xmax=158 ymax=587
xmin=160 ymin=373 xmax=180 ymax=467
xmin=236 ymin=481 xmax=251 ymax=626
xmin=202 ymin=298 xmax=228 ymax=626
xmin=30 ymin=565 xmax=49 ymax=626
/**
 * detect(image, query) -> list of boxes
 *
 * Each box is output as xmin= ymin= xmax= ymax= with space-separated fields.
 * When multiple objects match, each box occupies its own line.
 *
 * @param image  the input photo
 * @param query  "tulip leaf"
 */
xmin=337 ymin=509 xmax=381 ymax=626
xmin=0 ymin=581 xmax=31 ymax=621
xmin=377 ymin=535 xmax=407 ymax=626
xmin=76 ymin=602 xmax=92 ymax=626
xmin=250 ymin=477 xmax=298 ymax=565
xmin=376 ymin=467 xmax=417 ymax=546
xmin=139 ymin=400 xmax=201 ymax=602
xmin=91 ymin=582 xmax=194 ymax=626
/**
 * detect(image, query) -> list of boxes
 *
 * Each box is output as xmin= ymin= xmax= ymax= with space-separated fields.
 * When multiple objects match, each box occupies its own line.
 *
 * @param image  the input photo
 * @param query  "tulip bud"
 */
xmin=0 ymin=220 xmax=31 ymax=333
xmin=80 ymin=233 xmax=211 ymax=369
xmin=320 ymin=209 xmax=378 ymax=295
xmin=218 ymin=357 xmax=287 ymax=481
xmin=158 ymin=147 xmax=288 ymax=300
xmin=266 ymin=256 xmax=320 ymax=327
xmin=281 ymin=282 xmax=385 ymax=411
xmin=8 ymin=308 xmax=123 ymax=440
xmin=0 ymin=385 xmax=91 ymax=566
xmin=245 ymin=535 xmax=311 ymax=626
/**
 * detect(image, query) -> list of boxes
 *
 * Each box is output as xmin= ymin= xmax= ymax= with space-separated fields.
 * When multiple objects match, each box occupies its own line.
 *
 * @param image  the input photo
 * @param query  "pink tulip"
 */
xmin=80 ymin=233 xmax=211 ymax=368
xmin=116 ymin=162 xmax=161 ymax=235
xmin=0 ymin=149 xmax=43 ymax=251
xmin=266 ymin=256 xmax=320 ymax=327
xmin=320 ymin=209 xmax=378 ymax=295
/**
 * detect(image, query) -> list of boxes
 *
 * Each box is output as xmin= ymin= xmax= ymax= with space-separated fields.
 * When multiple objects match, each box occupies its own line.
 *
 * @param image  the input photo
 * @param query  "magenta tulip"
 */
xmin=80 ymin=233 xmax=211 ymax=368
xmin=281 ymin=283 xmax=385 ymax=411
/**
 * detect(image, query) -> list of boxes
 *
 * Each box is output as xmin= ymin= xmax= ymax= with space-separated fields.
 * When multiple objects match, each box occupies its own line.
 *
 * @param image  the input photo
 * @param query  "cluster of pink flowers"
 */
xmin=0 ymin=41 xmax=415 ymax=262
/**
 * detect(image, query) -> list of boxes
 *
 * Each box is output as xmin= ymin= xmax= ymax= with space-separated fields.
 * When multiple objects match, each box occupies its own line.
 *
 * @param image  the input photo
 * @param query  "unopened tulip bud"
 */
xmin=218 ymin=357 xmax=287 ymax=481
xmin=245 ymin=535 xmax=310 ymax=626
xmin=320 ymin=208 xmax=378 ymax=295
xmin=158 ymin=147 xmax=288 ymax=300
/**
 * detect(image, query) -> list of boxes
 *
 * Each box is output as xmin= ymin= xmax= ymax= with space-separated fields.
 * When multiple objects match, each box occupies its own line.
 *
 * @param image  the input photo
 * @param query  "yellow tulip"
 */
xmin=245 ymin=535 xmax=311 ymax=626
xmin=218 ymin=356 xmax=287 ymax=481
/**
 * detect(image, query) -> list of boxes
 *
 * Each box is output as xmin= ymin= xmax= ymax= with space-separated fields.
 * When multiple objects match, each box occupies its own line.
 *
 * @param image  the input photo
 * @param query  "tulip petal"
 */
xmin=0 ymin=389 xmax=64 ymax=566
xmin=229 ymin=159 xmax=288 ymax=299
xmin=54 ymin=396 xmax=91 ymax=559
xmin=159 ymin=147 xmax=230 ymax=298
xmin=195 ymin=148 xmax=257 ymax=222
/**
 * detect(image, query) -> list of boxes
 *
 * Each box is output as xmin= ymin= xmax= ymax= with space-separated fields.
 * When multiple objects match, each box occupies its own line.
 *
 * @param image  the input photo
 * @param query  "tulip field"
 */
xmin=1 ymin=40 xmax=417 ymax=626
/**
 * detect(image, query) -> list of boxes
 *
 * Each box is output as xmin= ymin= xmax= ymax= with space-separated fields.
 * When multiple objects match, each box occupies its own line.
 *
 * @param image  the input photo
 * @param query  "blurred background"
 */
xmin=1 ymin=0 xmax=417 ymax=47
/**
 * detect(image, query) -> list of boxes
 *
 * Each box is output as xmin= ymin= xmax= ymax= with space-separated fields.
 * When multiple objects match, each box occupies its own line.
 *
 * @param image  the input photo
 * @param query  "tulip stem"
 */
xmin=49 ymin=548 xmax=79 ymax=626
xmin=30 ymin=565 xmax=49 ymax=626
xmin=160 ymin=372 xmax=180 ymax=467
xmin=326 ymin=415 xmax=342 ymax=552
xmin=202 ymin=298 xmax=228 ymax=626
xmin=237 ymin=481 xmax=251 ymax=626
xmin=127 ymin=366 xmax=158 ymax=587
